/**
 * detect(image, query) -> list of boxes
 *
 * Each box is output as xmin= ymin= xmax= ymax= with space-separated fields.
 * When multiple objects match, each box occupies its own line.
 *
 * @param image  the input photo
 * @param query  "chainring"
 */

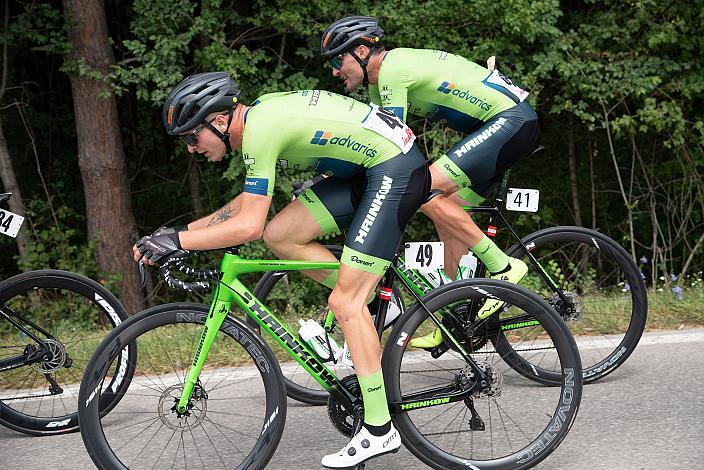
xmin=327 ymin=375 xmax=361 ymax=437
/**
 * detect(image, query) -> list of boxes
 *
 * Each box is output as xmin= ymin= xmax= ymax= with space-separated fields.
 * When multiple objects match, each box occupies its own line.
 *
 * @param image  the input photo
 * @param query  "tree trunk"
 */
xmin=63 ymin=0 xmax=144 ymax=314
xmin=0 ymin=119 xmax=31 ymax=267
xmin=567 ymin=116 xmax=583 ymax=226
xmin=0 ymin=1 xmax=30 ymax=268
xmin=188 ymin=156 xmax=205 ymax=217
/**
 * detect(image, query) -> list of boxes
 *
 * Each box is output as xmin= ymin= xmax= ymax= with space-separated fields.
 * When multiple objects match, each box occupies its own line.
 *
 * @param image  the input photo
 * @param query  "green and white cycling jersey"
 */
xmin=368 ymin=48 xmax=528 ymax=134
xmin=241 ymin=90 xmax=415 ymax=197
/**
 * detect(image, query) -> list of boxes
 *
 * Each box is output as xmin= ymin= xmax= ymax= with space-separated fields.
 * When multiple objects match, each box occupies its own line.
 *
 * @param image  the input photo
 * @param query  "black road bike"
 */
xmin=0 ymin=192 xmax=137 ymax=435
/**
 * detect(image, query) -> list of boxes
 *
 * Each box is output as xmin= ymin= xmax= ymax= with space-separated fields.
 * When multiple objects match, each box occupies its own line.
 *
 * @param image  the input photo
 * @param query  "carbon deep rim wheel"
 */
xmin=384 ymin=279 xmax=582 ymax=469
xmin=506 ymin=226 xmax=647 ymax=383
xmin=0 ymin=269 xmax=135 ymax=435
xmin=78 ymin=303 xmax=286 ymax=470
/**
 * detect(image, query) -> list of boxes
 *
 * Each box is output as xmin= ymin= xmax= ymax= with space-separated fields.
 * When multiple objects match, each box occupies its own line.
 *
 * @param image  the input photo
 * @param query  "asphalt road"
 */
xmin=1 ymin=328 xmax=702 ymax=469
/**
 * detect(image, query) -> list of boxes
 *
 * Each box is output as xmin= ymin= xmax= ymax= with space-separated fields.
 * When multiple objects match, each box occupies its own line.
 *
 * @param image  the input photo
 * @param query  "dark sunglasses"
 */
xmin=178 ymin=116 xmax=219 ymax=146
xmin=179 ymin=126 xmax=206 ymax=146
xmin=329 ymin=53 xmax=346 ymax=70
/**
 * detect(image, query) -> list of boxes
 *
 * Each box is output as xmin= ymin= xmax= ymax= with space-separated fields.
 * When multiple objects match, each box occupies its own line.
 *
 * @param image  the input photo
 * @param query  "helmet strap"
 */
xmin=204 ymin=108 xmax=234 ymax=155
xmin=349 ymin=50 xmax=370 ymax=87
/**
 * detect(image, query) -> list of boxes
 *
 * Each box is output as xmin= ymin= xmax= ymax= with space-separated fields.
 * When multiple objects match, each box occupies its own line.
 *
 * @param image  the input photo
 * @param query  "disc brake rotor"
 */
xmin=31 ymin=339 xmax=67 ymax=374
xmin=158 ymin=383 xmax=208 ymax=432
xmin=550 ymin=291 xmax=585 ymax=323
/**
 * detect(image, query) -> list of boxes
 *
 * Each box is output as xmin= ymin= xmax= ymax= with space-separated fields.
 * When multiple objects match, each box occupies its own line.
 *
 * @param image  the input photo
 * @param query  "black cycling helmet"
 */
xmin=320 ymin=16 xmax=384 ymax=58
xmin=320 ymin=16 xmax=384 ymax=87
xmin=163 ymin=72 xmax=240 ymax=154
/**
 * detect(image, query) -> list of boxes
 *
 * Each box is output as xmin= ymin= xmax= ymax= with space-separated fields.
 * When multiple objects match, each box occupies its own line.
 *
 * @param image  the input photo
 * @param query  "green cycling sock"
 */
xmin=358 ymin=369 xmax=391 ymax=426
xmin=321 ymin=270 xmax=338 ymax=290
xmin=471 ymin=236 xmax=509 ymax=274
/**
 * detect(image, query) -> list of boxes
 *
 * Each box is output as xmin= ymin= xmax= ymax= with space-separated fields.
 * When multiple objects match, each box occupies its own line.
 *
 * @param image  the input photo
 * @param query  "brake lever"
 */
xmin=139 ymin=261 xmax=147 ymax=291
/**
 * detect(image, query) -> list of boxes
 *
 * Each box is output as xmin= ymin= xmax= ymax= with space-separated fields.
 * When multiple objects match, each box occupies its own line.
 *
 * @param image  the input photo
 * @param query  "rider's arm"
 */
xmin=177 ymin=106 xmax=280 ymax=250
xmin=178 ymin=192 xmax=271 ymax=250
xmin=184 ymin=191 xmax=268 ymax=230
xmin=377 ymin=71 xmax=408 ymax=121
xmin=186 ymin=195 xmax=245 ymax=230
xmin=373 ymin=50 xmax=414 ymax=121
xmin=368 ymin=84 xmax=382 ymax=106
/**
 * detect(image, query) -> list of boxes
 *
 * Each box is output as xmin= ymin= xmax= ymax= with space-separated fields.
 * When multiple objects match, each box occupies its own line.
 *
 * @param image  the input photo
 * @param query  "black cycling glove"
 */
xmin=152 ymin=225 xmax=189 ymax=236
xmin=136 ymin=231 xmax=186 ymax=264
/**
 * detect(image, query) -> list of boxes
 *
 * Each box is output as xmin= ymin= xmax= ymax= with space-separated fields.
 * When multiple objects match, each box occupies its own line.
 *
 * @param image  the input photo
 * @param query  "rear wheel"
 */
xmin=386 ymin=279 xmax=582 ymax=469
xmin=506 ymin=226 xmax=647 ymax=383
xmin=0 ymin=269 xmax=135 ymax=435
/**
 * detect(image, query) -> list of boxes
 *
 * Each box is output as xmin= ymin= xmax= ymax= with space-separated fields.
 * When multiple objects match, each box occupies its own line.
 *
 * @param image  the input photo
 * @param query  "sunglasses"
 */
xmin=178 ymin=116 xmax=219 ymax=146
xmin=329 ymin=53 xmax=346 ymax=70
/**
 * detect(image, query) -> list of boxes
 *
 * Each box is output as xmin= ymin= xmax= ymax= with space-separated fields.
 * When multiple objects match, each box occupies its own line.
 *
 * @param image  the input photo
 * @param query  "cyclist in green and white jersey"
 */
xmin=133 ymin=72 xmax=429 ymax=468
xmin=320 ymin=16 xmax=542 ymax=347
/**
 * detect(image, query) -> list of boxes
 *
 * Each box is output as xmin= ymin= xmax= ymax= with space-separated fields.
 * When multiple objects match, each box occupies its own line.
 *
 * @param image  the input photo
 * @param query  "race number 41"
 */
xmin=404 ymin=242 xmax=444 ymax=270
xmin=0 ymin=208 xmax=24 ymax=238
xmin=505 ymin=188 xmax=540 ymax=213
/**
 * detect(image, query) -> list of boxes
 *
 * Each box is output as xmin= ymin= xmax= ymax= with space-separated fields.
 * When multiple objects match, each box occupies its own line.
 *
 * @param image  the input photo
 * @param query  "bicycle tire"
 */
xmin=505 ymin=226 xmax=647 ymax=383
xmin=78 ymin=302 xmax=286 ymax=470
xmin=384 ymin=279 xmax=582 ymax=469
xmin=0 ymin=269 xmax=136 ymax=435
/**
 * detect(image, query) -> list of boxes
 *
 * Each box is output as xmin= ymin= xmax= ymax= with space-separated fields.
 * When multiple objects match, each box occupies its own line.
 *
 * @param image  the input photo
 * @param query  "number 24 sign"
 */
xmin=0 ymin=208 xmax=24 ymax=238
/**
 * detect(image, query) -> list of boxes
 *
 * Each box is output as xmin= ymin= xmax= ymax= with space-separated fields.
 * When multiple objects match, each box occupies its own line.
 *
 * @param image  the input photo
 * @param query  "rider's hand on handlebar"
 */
xmin=133 ymin=231 xmax=186 ymax=265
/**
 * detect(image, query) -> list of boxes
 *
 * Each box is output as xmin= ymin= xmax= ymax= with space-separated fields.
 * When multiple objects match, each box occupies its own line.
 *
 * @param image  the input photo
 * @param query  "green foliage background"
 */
xmin=1 ymin=0 xmax=702 ymax=306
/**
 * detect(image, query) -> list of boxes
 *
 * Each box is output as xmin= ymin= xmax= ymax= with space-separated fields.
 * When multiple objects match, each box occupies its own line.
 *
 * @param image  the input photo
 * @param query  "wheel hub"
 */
xmin=550 ymin=291 xmax=584 ymax=323
xmin=468 ymin=362 xmax=503 ymax=399
xmin=31 ymin=339 xmax=68 ymax=374
xmin=158 ymin=383 xmax=208 ymax=431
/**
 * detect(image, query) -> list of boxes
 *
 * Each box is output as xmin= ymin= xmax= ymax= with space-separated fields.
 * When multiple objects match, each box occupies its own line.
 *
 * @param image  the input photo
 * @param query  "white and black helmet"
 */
xmin=162 ymin=71 xmax=240 ymax=135
xmin=320 ymin=16 xmax=384 ymax=58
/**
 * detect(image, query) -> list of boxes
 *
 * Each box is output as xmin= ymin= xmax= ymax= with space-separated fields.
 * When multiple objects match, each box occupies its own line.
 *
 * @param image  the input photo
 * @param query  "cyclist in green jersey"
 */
xmin=320 ymin=16 xmax=542 ymax=347
xmin=133 ymin=72 xmax=430 ymax=468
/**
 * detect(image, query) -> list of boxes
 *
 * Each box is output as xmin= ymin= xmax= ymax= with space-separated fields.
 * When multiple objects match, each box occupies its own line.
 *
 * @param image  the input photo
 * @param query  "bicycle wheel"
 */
xmin=0 ymin=269 xmax=135 ymax=435
xmin=506 ymin=226 xmax=647 ymax=383
xmin=385 ymin=279 xmax=582 ymax=469
xmin=250 ymin=245 xmax=406 ymax=406
xmin=79 ymin=302 xmax=286 ymax=470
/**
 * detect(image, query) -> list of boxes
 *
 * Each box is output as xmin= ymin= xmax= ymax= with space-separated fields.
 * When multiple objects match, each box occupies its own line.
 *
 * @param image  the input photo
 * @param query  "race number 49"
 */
xmin=505 ymin=188 xmax=540 ymax=213
xmin=404 ymin=242 xmax=444 ymax=270
xmin=0 ymin=208 xmax=24 ymax=238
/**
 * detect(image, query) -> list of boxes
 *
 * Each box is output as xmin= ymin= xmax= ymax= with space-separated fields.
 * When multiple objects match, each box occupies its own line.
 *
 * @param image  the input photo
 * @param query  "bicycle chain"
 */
xmin=401 ymin=345 xmax=558 ymax=375
xmin=1 ymin=392 xmax=55 ymax=401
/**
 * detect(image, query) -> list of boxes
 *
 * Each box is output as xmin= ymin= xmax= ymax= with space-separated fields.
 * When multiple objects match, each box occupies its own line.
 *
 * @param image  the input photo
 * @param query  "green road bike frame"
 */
xmin=173 ymin=249 xmax=490 ymax=416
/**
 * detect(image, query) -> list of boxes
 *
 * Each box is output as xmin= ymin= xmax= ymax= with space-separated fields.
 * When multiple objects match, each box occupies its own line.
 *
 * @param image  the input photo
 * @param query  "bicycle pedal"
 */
xmin=430 ymin=341 xmax=449 ymax=359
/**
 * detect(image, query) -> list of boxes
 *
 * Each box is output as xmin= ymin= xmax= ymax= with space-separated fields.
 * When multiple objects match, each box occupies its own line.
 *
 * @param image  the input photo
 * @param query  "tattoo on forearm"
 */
xmin=207 ymin=203 xmax=234 ymax=226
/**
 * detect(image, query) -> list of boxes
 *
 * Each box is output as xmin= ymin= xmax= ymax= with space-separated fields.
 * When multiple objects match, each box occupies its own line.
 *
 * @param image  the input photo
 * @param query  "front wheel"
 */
xmin=506 ymin=226 xmax=647 ymax=383
xmin=78 ymin=303 xmax=287 ymax=470
xmin=385 ymin=279 xmax=582 ymax=469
